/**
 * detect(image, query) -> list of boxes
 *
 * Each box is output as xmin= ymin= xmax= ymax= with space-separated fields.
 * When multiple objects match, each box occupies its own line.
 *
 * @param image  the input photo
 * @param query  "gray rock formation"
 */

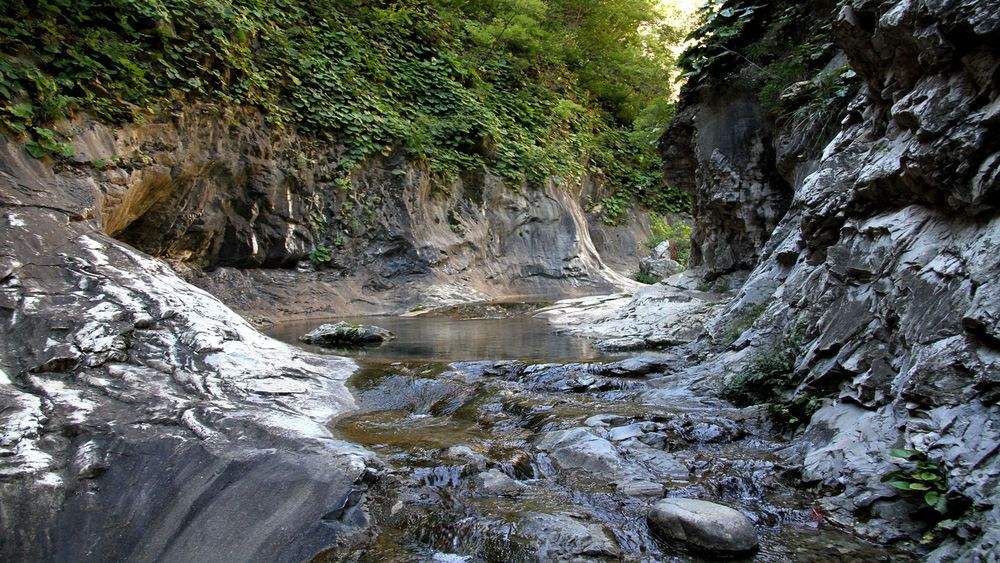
xmin=647 ymin=498 xmax=759 ymax=556
xmin=516 ymin=512 xmax=622 ymax=560
xmin=299 ymin=321 xmax=394 ymax=347
xmin=0 ymin=139 xmax=378 ymax=560
xmin=537 ymin=282 xmax=728 ymax=350
xmin=658 ymin=0 xmax=1000 ymax=557
xmin=471 ymin=468 xmax=525 ymax=496
xmin=638 ymin=256 xmax=682 ymax=281
xmin=34 ymin=108 xmax=643 ymax=322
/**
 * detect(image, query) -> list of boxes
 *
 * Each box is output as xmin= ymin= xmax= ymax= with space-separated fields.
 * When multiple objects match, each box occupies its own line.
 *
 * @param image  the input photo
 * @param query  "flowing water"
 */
xmin=270 ymin=309 xmax=913 ymax=562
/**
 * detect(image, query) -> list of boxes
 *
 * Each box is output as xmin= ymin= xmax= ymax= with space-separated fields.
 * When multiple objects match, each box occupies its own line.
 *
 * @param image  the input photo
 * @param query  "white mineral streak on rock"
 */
xmin=6 ymin=212 xmax=25 ymax=227
xmin=537 ymin=277 xmax=728 ymax=348
xmin=68 ymin=233 xmax=359 ymax=444
xmin=28 ymin=376 xmax=96 ymax=424
xmin=0 ymin=370 xmax=51 ymax=476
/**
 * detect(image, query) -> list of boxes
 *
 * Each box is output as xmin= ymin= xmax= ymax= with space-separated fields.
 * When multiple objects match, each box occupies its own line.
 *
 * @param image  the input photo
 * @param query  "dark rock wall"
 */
xmin=663 ymin=0 xmax=999 ymax=557
xmin=667 ymin=94 xmax=791 ymax=277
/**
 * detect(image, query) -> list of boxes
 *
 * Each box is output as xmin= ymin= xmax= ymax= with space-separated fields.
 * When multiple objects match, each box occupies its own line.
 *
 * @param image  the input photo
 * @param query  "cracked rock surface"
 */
xmin=655 ymin=0 xmax=1000 ymax=558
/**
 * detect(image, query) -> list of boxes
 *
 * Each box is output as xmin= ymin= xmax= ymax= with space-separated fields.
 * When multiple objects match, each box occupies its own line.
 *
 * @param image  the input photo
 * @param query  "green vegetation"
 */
xmin=882 ymin=449 xmax=949 ymax=514
xmin=721 ymin=323 xmax=820 ymax=430
xmin=24 ymin=126 xmax=74 ymax=158
xmin=633 ymin=270 xmax=660 ymax=285
xmin=0 ymin=0 xmax=692 ymax=215
xmin=880 ymin=448 xmax=976 ymax=547
xmin=678 ymin=1 xmax=859 ymax=131
xmin=309 ymin=244 xmax=333 ymax=265
xmin=647 ymin=215 xmax=691 ymax=267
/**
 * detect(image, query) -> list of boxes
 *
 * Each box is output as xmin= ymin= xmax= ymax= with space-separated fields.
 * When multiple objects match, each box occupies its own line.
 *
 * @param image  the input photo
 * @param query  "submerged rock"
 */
xmin=647 ymin=498 xmax=758 ymax=556
xmin=517 ymin=512 xmax=621 ymax=559
xmin=472 ymin=468 xmax=525 ymax=496
xmin=300 ymin=321 xmax=394 ymax=347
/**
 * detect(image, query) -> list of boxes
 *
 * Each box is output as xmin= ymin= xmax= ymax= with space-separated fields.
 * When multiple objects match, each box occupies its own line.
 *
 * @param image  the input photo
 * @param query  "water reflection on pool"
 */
xmin=268 ymin=314 xmax=607 ymax=363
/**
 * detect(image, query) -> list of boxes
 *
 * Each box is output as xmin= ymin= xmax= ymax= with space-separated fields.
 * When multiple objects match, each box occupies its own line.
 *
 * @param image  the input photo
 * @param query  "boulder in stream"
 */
xmin=299 ymin=321 xmax=394 ymax=347
xmin=647 ymin=498 xmax=758 ymax=557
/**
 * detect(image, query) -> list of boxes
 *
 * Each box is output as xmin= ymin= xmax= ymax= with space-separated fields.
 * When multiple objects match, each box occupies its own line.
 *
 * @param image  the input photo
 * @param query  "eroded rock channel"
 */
xmin=270 ymin=306 xmax=910 ymax=561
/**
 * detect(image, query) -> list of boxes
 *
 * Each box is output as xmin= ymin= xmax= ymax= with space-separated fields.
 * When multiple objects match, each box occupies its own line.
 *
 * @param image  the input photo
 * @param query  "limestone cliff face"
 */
xmin=52 ymin=109 xmax=645 ymax=320
xmin=664 ymin=0 xmax=999 ymax=556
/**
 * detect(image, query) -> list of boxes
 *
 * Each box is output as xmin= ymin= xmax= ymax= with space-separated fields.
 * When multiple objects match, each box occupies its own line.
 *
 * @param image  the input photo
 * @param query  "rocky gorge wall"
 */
xmin=0 ymin=137 xmax=383 ymax=559
xmin=0 ymin=106 xmax=655 ymax=559
xmin=662 ymin=0 xmax=999 ymax=558
xmin=40 ymin=107 xmax=649 ymax=322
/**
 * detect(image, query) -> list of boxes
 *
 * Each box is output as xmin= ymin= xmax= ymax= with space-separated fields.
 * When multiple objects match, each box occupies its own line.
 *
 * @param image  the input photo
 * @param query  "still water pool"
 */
xmin=268 ymin=314 xmax=606 ymax=363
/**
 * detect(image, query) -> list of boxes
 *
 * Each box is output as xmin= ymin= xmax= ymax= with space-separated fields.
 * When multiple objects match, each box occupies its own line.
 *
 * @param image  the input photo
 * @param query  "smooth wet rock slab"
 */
xmin=518 ymin=512 xmax=621 ymax=559
xmin=648 ymin=498 xmax=759 ymax=557
xmin=299 ymin=321 xmax=394 ymax=347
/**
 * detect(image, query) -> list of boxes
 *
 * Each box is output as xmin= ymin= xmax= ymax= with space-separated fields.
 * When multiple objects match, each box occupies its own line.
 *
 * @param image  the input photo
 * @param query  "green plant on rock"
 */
xmin=24 ymin=126 xmax=73 ymax=158
xmin=881 ymin=449 xmax=949 ymax=514
xmin=309 ymin=244 xmax=332 ymax=265
xmin=633 ymin=270 xmax=660 ymax=285
xmin=721 ymin=322 xmax=818 ymax=429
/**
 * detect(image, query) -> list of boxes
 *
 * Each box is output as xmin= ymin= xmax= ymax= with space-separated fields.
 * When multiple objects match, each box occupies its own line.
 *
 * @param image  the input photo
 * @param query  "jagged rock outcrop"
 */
xmin=0 ymin=140 xmax=378 ymax=561
xmin=661 ymin=0 xmax=999 ymax=557
xmin=665 ymin=95 xmax=791 ymax=279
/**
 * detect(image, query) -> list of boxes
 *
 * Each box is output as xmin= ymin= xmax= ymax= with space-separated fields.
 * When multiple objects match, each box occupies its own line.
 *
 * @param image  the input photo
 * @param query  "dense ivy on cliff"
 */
xmin=0 ymin=0 xmax=691 ymax=218
xmin=678 ymin=0 xmax=859 ymax=138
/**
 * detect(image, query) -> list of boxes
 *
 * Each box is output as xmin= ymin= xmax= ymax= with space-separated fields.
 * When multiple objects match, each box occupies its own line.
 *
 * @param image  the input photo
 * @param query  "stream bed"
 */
xmin=270 ymin=310 xmax=913 ymax=562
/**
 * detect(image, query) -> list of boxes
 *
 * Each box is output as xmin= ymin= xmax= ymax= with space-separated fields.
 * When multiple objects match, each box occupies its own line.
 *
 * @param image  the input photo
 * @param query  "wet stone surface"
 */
xmin=329 ymin=362 xmax=905 ymax=561
xmin=310 ymin=349 xmax=915 ymax=562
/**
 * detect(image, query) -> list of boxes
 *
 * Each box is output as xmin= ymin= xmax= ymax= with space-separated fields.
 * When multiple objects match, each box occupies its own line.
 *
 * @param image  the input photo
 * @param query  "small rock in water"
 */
xmin=647 ymin=498 xmax=758 ymax=556
xmin=584 ymin=414 xmax=627 ymax=427
xmin=518 ymin=512 xmax=621 ymax=559
xmin=444 ymin=445 xmax=488 ymax=467
xmin=472 ymin=468 xmax=525 ymax=495
xmin=299 ymin=321 xmax=394 ymax=347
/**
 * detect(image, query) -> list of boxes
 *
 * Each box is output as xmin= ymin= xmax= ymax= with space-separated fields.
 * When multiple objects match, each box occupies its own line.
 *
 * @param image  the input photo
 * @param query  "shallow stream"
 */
xmin=270 ymin=308 xmax=912 ymax=562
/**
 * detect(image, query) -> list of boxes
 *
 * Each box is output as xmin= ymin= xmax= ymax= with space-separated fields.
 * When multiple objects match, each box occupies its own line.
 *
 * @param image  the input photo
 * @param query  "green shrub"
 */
xmin=309 ymin=244 xmax=332 ymax=265
xmin=24 ymin=126 xmax=73 ymax=158
xmin=647 ymin=215 xmax=692 ymax=267
xmin=881 ymin=449 xmax=949 ymax=513
xmin=721 ymin=322 xmax=816 ymax=429
xmin=633 ymin=270 xmax=660 ymax=285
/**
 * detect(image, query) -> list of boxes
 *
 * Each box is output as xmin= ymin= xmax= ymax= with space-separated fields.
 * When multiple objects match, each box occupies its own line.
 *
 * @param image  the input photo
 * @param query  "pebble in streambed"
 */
xmin=328 ymin=357 xmax=911 ymax=562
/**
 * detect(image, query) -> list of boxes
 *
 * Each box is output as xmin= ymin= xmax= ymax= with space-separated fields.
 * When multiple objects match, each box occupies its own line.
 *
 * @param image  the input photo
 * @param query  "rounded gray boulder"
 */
xmin=647 ymin=498 xmax=758 ymax=556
